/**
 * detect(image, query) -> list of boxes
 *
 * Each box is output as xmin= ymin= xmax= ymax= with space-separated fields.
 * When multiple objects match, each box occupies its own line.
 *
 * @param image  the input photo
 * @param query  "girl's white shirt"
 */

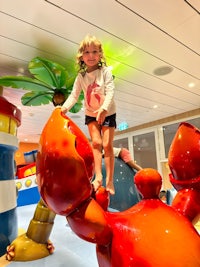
xmin=62 ymin=66 xmax=116 ymax=117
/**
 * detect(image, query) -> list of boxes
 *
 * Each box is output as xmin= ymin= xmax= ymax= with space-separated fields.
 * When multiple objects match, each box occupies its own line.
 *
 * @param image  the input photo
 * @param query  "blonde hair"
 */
xmin=76 ymin=35 xmax=106 ymax=74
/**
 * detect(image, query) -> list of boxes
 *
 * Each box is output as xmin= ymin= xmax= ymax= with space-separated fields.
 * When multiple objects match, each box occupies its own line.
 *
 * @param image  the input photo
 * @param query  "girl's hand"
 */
xmin=96 ymin=109 xmax=107 ymax=125
xmin=55 ymin=105 xmax=68 ymax=113
xmin=55 ymin=105 xmax=61 ymax=109
xmin=61 ymin=107 xmax=68 ymax=113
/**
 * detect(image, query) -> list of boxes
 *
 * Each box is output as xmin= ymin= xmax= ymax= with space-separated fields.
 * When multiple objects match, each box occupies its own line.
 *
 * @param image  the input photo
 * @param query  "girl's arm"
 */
xmin=62 ymin=75 xmax=82 ymax=112
xmin=101 ymin=67 xmax=115 ymax=112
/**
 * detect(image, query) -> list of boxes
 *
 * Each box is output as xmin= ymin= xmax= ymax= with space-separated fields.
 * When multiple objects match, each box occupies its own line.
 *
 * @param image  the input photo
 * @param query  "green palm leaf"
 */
xmin=69 ymin=102 xmax=83 ymax=113
xmin=0 ymin=56 xmax=83 ymax=113
xmin=0 ymin=76 xmax=52 ymax=91
xmin=29 ymin=57 xmax=68 ymax=88
xmin=21 ymin=91 xmax=53 ymax=106
xmin=69 ymin=92 xmax=84 ymax=113
xmin=66 ymin=76 xmax=76 ymax=91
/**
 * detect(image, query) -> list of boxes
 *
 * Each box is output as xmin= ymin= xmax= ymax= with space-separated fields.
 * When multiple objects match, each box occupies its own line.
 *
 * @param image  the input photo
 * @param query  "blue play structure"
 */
xmin=102 ymin=158 xmax=141 ymax=211
xmin=0 ymin=96 xmax=21 ymax=257
xmin=0 ymin=144 xmax=18 ymax=256
xmin=17 ymin=183 xmax=40 ymax=207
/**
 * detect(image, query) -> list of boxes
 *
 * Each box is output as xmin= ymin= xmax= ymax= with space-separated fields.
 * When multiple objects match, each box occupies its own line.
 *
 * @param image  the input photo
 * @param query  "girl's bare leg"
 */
xmin=102 ymin=126 xmax=115 ymax=195
xmin=88 ymin=122 xmax=103 ymax=191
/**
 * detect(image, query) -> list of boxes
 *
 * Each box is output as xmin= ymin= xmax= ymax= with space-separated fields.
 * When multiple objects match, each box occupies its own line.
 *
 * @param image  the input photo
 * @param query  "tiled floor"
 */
xmin=3 ymin=204 xmax=98 ymax=267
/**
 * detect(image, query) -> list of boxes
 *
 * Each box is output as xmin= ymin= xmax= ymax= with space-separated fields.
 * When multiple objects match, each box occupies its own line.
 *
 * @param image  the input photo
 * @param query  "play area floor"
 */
xmin=1 ymin=203 xmax=199 ymax=267
xmin=0 ymin=204 xmax=98 ymax=267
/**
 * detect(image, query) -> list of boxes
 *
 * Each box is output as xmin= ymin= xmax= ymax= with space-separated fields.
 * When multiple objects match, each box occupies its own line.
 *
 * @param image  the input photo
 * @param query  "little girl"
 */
xmin=61 ymin=35 xmax=116 ymax=195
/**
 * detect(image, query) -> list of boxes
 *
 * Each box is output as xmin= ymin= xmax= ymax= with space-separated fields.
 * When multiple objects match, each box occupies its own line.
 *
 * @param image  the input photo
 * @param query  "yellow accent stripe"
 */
xmin=0 ymin=114 xmax=17 ymax=135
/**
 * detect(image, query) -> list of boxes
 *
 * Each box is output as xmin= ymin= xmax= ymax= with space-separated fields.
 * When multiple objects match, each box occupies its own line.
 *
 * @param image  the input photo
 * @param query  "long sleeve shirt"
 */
xmin=62 ymin=66 xmax=116 ymax=117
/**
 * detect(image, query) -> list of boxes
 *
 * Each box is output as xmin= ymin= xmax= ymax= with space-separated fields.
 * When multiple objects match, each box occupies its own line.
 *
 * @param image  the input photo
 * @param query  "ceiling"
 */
xmin=0 ymin=0 xmax=200 ymax=143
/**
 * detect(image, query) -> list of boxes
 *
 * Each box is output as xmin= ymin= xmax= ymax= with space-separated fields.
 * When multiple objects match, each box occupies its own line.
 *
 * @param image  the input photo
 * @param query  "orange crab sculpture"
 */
xmin=36 ymin=109 xmax=200 ymax=267
xmin=168 ymin=122 xmax=200 ymax=225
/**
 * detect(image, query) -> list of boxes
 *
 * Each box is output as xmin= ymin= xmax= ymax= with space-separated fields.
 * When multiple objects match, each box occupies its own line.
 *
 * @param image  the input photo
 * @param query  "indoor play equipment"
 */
xmin=0 ymin=96 xmax=21 ymax=256
xmin=16 ymin=153 xmax=40 ymax=207
xmin=168 ymin=122 xmax=200 ymax=225
xmin=5 ymin=109 xmax=200 ymax=266
xmin=102 ymin=158 xmax=140 ymax=211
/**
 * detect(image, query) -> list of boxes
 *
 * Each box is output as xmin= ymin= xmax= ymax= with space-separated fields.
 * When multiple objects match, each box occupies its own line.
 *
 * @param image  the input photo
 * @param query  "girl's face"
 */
xmin=82 ymin=44 xmax=101 ymax=72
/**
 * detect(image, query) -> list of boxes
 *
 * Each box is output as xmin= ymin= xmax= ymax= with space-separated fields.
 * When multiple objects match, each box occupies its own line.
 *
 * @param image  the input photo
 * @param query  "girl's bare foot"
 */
xmin=92 ymin=176 xmax=103 ymax=192
xmin=106 ymin=180 xmax=115 ymax=195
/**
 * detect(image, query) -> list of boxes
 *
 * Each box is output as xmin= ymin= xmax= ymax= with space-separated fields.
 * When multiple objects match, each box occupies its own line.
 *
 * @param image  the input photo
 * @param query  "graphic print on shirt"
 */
xmin=86 ymin=80 xmax=104 ymax=110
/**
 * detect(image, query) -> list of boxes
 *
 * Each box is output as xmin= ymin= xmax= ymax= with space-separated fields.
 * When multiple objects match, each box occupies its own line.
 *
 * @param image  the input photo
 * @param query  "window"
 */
xmin=132 ymin=132 xmax=157 ymax=169
xmin=114 ymin=138 xmax=128 ymax=149
xmin=163 ymin=117 xmax=200 ymax=158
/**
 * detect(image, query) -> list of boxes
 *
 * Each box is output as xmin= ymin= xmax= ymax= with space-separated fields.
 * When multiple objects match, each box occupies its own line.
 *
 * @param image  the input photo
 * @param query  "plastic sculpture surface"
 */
xmin=36 ymin=109 xmax=199 ymax=266
xmin=5 ymin=110 xmax=200 ymax=266
xmin=102 ymin=158 xmax=140 ymax=211
xmin=168 ymin=122 xmax=200 ymax=225
xmin=0 ymin=96 xmax=21 ymax=256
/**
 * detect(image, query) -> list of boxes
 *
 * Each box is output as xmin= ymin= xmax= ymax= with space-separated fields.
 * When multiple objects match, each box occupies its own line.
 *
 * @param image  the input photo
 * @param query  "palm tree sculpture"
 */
xmin=0 ymin=56 xmax=83 ymax=112
xmin=0 ymin=57 xmax=84 ymax=261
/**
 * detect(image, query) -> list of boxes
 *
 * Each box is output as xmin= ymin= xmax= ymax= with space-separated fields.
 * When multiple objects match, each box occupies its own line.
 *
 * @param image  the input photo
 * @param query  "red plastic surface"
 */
xmin=37 ymin=110 xmax=200 ymax=267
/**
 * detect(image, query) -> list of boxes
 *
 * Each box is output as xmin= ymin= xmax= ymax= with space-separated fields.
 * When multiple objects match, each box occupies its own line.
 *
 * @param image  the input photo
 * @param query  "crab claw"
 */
xmin=37 ymin=109 xmax=94 ymax=216
xmin=168 ymin=122 xmax=200 ymax=223
xmin=5 ymin=234 xmax=53 ymax=261
xmin=6 ymin=245 xmax=15 ymax=261
xmin=168 ymin=122 xmax=200 ymax=190
xmin=47 ymin=240 xmax=55 ymax=254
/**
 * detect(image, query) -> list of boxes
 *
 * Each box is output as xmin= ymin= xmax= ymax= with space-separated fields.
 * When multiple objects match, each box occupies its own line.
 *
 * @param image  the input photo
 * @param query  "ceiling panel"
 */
xmin=0 ymin=0 xmax=199 ymax=143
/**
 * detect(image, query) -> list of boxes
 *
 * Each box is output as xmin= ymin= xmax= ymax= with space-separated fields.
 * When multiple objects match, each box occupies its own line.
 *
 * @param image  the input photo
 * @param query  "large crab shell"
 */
xmin=36 ymin=109 xmax=94 ymax=216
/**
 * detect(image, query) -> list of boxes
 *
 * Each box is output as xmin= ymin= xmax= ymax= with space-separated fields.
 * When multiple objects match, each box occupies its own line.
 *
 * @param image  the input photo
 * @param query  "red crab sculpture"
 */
xmin=37 ymin=109 xmax=200 ymax=267
xmin=168 ymin=122 xmax=200 ymax=225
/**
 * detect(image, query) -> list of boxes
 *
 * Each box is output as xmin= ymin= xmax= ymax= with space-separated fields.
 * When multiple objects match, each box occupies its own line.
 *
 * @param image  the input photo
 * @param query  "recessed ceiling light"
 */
xmin=153 ymin=104 xmax=158 ymax=109
xmin=153 ymin=66 xmax=173 ymax=76
xmin=188 ymin=82 xmax=195 ymax=88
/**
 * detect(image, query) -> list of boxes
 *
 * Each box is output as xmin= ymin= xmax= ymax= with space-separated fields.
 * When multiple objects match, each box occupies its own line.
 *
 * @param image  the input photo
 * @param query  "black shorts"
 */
xmin=85 ymin=113 xmax=116 ymax=128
